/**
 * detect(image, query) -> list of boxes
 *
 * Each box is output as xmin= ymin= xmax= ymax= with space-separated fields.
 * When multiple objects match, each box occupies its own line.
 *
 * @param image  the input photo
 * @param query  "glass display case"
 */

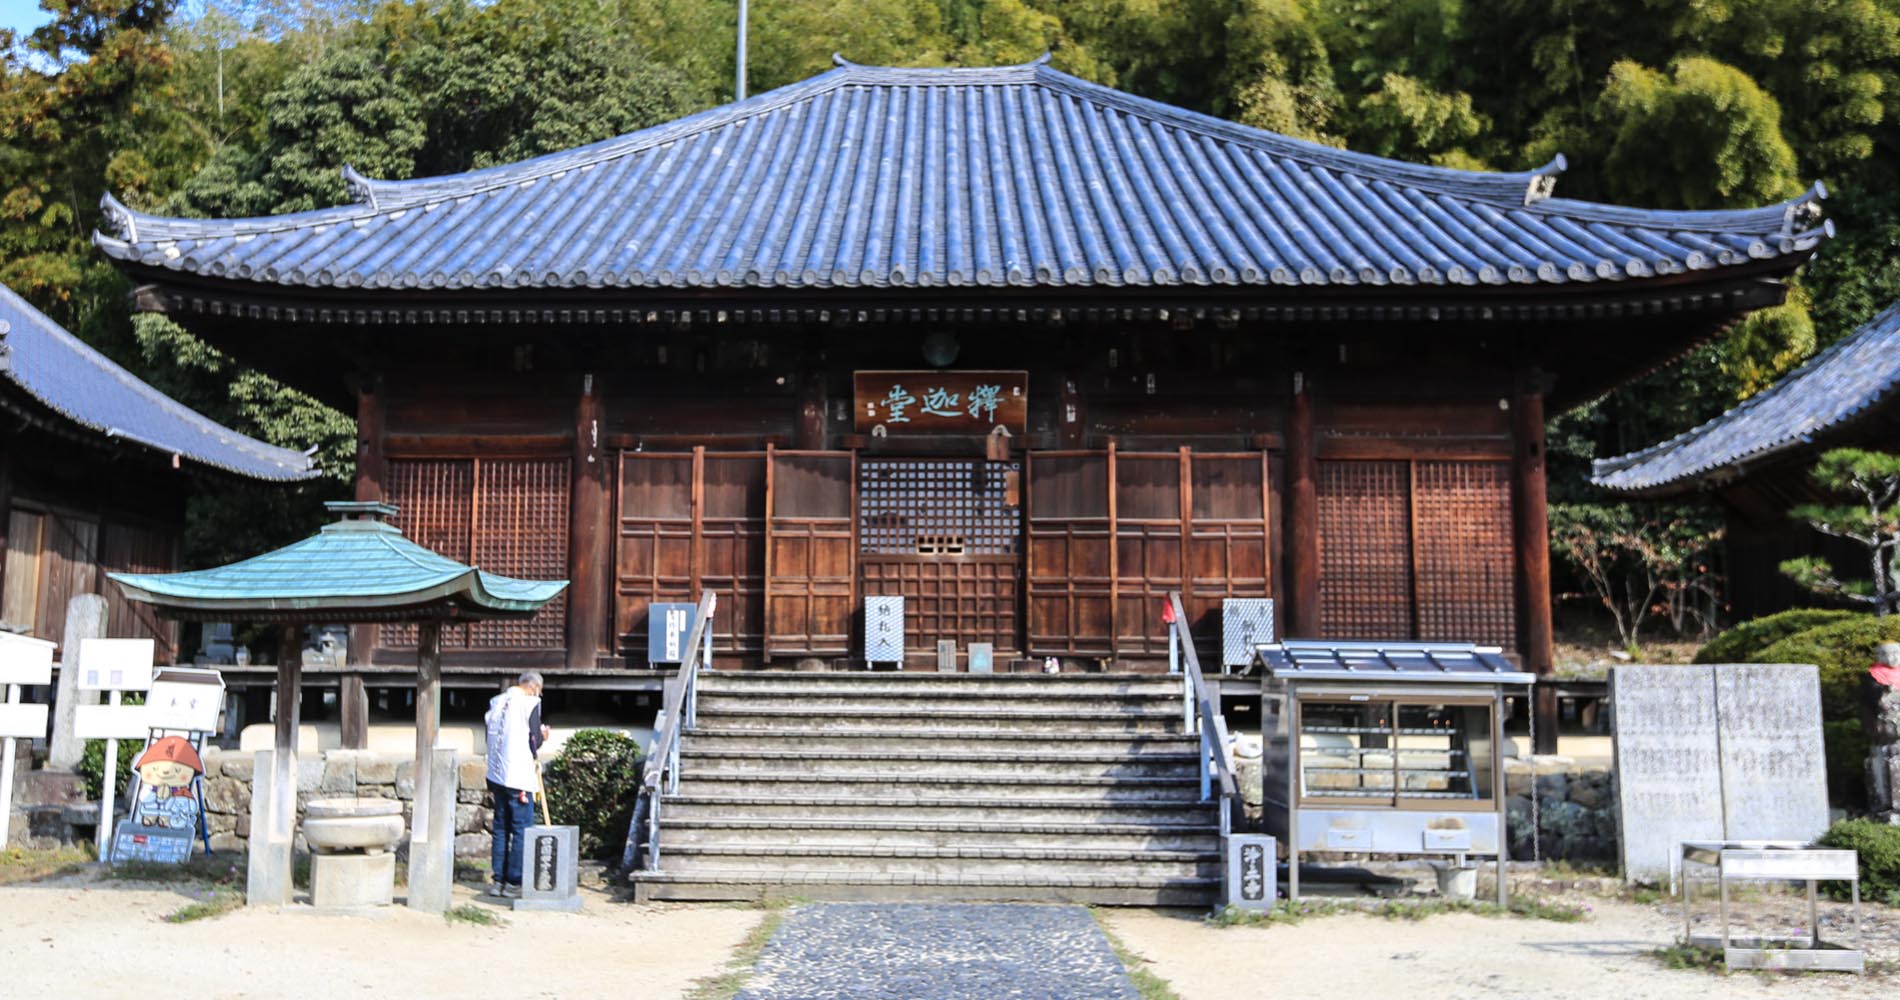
xmin=1256 ymin=641 xmax=1532 ymax=903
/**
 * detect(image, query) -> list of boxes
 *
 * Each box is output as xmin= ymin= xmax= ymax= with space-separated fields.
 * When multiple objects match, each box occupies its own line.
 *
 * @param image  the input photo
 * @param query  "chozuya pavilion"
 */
xmin=110 ymin=501 xmax=565 ymax=910
xmin=95 ymin=56 xmax=1828 ymax=750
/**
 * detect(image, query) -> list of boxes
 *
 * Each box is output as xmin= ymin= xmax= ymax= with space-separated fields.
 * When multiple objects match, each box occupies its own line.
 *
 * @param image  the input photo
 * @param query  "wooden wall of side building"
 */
xmin=0 ymin=433 xmax=185 ymax=661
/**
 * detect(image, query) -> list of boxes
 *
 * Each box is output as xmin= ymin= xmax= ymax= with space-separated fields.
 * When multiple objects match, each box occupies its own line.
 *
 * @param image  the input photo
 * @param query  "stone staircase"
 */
xmin=631 ymin=671 xmax=1222 ymax=905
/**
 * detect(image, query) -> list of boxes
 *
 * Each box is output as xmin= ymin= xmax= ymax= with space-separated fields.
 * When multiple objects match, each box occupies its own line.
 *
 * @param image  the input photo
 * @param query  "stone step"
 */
xmin=695 ymin=693 xmax=1182 ymax=716
xmin=692 ymin=704 xmax=1183 ymax=734
xmin=661 ymin=793 xmax=1219 ymax=824
xmin=654 ymin=844 xmax=1220 ymax=879
xmin=660 ymin=817 xmax=1220 ymax=851
xmin=683 ymin=727 xmax=1199 ymax=755
xmin=630 ymin=870 xmax=1220 ymax=906
xmin=694 ymin=677 xmax=1186 ymax=699
xmin=679 ymin=747 xmax=1201 ymax=779
xmin=673 ymin=771 xmax=1202 ymax=801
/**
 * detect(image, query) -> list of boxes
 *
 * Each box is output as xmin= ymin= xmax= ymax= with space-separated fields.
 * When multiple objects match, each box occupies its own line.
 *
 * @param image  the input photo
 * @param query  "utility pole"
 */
xmin=736 ymin=0 xmax=749 ymax=100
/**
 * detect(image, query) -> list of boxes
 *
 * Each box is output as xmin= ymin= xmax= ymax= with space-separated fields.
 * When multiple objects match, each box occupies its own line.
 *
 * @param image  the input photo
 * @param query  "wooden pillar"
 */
xmin=0 ymin=445 xmax=13 ymax=602
xmin=1513 ymin=373 xmax=1558 ymax=755
xmin=795 ymin=373 xmax=826 ymax=450
xmin=350 ymin=379 xmax=386 ymax=670
xmin=339 ymin=673 xmax=368 ymax=750
xmin=1285 ymin=371 xmax=1320 ymax=638
xmin=273 ymin=625 xmax=303 ymax=843
xmin=567 ymin=373 xmax=610 ymax=668
xmin=412 ymin=620 xmax=442 ymax=826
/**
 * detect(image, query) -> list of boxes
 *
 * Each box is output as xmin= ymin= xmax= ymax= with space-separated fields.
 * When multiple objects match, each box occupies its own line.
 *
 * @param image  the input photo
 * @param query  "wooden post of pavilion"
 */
xmin=406 ymin=619 xmax=454 ymax=912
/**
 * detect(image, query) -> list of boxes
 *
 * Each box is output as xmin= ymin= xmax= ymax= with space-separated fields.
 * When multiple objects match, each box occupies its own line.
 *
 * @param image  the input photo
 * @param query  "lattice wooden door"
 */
xmin=858 ymin=457 xmax=1022 ymax=660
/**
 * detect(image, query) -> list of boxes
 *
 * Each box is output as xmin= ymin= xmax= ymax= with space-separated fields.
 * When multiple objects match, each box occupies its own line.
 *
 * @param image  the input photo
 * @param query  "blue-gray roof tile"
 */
xmin=1592 ymin=302 xmax=1900 ymax=494
xmin=94 ymin=59 xmax=1830 ymax=293
xmin=0 ymin=283 xmax=317 ymax=482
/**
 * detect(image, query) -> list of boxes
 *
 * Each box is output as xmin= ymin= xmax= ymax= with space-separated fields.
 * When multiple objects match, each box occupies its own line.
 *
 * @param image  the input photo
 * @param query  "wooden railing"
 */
xmin=633 ymin=590 xmax=717 ymax=872
xmin=1166 ymin=592 xmax=1241 ymax=838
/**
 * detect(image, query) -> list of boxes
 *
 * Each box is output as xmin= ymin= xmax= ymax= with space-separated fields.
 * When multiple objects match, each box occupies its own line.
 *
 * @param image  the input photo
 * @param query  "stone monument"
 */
xmin=48 ymin=595 xmax=105 ymax=771
xmin=304 ymin=797 xmax=404 ymax=908
xmin=1611 ymin=665 xmax=1725 ymax=883
xmin=513 ymin=824 xmax=583 ymax=912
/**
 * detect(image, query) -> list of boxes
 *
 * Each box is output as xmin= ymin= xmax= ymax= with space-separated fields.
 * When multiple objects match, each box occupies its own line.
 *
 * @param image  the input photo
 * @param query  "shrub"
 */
xmin=79 ymin=739 xmax=141 ymax=802
xmin=1817 ymin=819 xmax=1900 ymax=905
xmin=1694 ymin=609 xmax=1861 ymax=664
xmin=1823 ymin=719 xmax=1872 ymax=811
xmin=542 ymin=728 xmax=643 ymax=862
xmin=1750 ymin=615 xmax=1900 ymax=719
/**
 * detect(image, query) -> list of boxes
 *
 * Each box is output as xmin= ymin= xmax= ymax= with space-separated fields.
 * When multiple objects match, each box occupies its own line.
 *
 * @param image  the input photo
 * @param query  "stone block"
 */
xmin=296 ymin=760 xmax=324 ymax=793
xmin=221 ymin=756 xmax=254 ymax=781
xmin=458 ymin=756 xmax=487 ymax=790
xmin=311 ymin=850 xmax=396 ymax=909
xmin=1569 ymin=771 xmax=1611 ymax=810
xmin=205 ymin=810 xmax=236 ymax=835
xmin=1534 ymin=772 xmax=1567 ymax=802
xmin=234 ymin=812 xmax=250 ymax=838
xmin=454 ymin=832 xmax=490 ymax=858
xmin=209 ymin=833 xmax=244 ymax=853
xmin=355 ymin=755 xmax=398 ymax=785
xmin=319 ymin=755 xmax=357 ymax=795
xmin=1504 ymin=767 xmax=1533 ymax=800
xmin=205 ymin=779 xmax=248 ymax=815
xmin=455 ymin=804 xmax=485 ymax=834
xmin=457 ymin=786 xmax=484 ymax=805
xmin=358 ymin=784 xmax=394 ymax=800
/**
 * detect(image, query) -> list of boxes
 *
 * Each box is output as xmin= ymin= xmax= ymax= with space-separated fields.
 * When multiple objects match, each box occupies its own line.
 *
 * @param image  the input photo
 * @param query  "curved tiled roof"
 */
xmin=111 ymin=503 xmax=567 ymax=618
xmin=95 ymin=58 xmax=1829 ymax=294
xmin=0 ymin=284 xmax=316 ymax=481
xmin=1592 ymin=302 xmax=1900 ymax=494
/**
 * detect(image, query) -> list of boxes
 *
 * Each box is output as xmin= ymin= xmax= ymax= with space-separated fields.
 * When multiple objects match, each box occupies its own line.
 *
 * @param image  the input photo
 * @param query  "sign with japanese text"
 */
xmin=854 ymin=371 xmax=1027 ymax=434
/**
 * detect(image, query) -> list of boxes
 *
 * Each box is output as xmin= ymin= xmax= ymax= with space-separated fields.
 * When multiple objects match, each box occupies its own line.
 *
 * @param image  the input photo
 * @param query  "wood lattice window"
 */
xmin=1317 ymin=461 xmax=1413 ymax=639
xmin=1317 ymin=459 xmax=1515 ymax=647
xmin=1413 ymin=462 xmax=1516 ymax=647
xmin=859 ymin=459 xmax=1019 ymax=556
xmin=382 ymin=458 xmax=569 ymax=650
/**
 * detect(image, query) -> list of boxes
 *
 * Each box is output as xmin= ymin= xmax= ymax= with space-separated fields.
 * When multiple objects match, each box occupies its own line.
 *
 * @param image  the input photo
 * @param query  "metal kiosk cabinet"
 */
xmin=1254 ymin=640 xmax=1533 ymax=904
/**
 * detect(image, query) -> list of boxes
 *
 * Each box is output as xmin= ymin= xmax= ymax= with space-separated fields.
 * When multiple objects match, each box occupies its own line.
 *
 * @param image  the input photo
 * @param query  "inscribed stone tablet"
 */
xmin=1612 ymin=665 xmax=1725 ymax=882
xmin=1715 ymin=664 xmax=1829 ymax=844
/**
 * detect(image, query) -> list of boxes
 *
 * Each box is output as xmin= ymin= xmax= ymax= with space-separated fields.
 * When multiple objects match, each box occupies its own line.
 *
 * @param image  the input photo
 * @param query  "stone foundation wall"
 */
xmin=1504 ymin=756 xmax=1617 ymax=863
xmin=200 ymin=747 xmax=495 ymax=859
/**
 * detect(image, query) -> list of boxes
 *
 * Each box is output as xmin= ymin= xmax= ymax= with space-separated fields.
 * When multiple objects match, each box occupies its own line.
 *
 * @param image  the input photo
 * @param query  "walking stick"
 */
xmin=532 ymin=757 xmax=552 ymax=826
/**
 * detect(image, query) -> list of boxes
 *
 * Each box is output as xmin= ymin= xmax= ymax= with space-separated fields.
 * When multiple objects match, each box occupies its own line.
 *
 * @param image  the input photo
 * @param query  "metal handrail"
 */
xmin=638 ymin=590 xmax=717 ymax=871
xmin=1166 ymin=592 xmax=1241 ymax=838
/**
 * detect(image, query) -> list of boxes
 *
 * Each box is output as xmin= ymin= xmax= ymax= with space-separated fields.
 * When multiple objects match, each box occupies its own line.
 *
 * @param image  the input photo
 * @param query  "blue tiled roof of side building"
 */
xmin=94 ymin=58 xmax=1829 ymax=294
xmin=1592 ymin=302 xmax=1900 ymax=495
xmin=0 ymin=284 xmax=317 ymax=482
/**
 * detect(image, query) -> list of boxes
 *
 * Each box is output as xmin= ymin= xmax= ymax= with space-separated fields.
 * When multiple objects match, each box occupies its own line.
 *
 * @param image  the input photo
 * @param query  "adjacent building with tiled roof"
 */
xmin=1594 ymin=303 xmax=1900 ymax=617
xmin=0 ymin=284 xmax=316 ymax=655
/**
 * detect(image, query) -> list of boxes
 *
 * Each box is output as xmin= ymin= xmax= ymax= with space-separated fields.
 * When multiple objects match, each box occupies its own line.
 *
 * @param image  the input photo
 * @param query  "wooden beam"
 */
xmin=339 ymin=673 xmax=368 ymax=750
xmin=1513 ymin=372 xmax=1557 ymax=755
xmin=273 ymin=626 xmax=302 ymax=845
xmin=351 ymin=379 xmax=385 ymax=671
xmin=566 ymin=374 xmax=610 ymax=669
xmin=1285 ymin=372 xmax=1320 ymax=638
xmin=413 ymin=620 xmax=442 ymax=826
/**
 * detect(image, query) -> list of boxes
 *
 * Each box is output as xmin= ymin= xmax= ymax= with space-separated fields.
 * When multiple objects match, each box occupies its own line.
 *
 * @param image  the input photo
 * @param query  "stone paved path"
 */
xmin=734 ymin=902 xmax=1142 ymax=1000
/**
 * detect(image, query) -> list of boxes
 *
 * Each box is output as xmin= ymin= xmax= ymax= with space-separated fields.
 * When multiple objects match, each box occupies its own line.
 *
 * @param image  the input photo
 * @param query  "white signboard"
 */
xmin=76 ymin=638 xmax=156 ymax=692
xmin=73 ymin=703 xmax=153 ymax=740
xmin=144 ymin=667 xmax=225 ymax=732
xmin=0 ymin=632 xmax=54 ymax=686
xmin=0 ymin=702 xmax=49 ymax=739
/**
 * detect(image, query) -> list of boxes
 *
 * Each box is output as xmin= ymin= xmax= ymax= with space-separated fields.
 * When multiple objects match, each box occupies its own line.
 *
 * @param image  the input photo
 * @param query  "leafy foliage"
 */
xmin=79 ymin=737 xmax=141 ymax=802
xmin=1693 ymin=608 xmax=1863 ymax=664
xmin=542 ymin=728 xmax=643 ymax=861
xmin=1817 ymin=818 xmax=1900 ymax=904
xmin=1751 ymin=614 xmax=1900 ymax=719
xmin=1549 ymin=503 xmax=1723 ymax=652
xmin=1780 ymin=448 xmax=1900 ymax=616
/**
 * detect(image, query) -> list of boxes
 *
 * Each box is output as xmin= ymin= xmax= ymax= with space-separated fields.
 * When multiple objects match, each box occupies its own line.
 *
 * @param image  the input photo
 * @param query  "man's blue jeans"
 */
xmin=488 ymin=780 xmax=535 ymax=886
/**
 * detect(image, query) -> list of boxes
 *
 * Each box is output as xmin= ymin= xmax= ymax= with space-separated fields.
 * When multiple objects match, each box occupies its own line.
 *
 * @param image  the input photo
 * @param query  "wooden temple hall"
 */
xmin=95 ymin=60 xmax=1827 ymax=740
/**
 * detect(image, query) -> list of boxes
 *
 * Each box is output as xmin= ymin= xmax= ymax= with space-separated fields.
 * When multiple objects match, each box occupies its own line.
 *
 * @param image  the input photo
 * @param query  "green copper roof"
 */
xmin=109 ymin=503 xmax=567 ymax=622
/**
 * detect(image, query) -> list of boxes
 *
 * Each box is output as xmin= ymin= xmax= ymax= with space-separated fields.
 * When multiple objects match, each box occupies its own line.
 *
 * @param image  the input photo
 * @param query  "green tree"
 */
xmin=1781 ymin=448 xmax=1900 ymax=617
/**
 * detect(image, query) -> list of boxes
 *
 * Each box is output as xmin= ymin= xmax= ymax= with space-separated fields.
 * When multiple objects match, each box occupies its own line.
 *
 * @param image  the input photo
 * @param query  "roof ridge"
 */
xmin=1591 ymin=300 xmax=1900 ymax=485
xmin=0 ymin=284 xmax=316 ymax=480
